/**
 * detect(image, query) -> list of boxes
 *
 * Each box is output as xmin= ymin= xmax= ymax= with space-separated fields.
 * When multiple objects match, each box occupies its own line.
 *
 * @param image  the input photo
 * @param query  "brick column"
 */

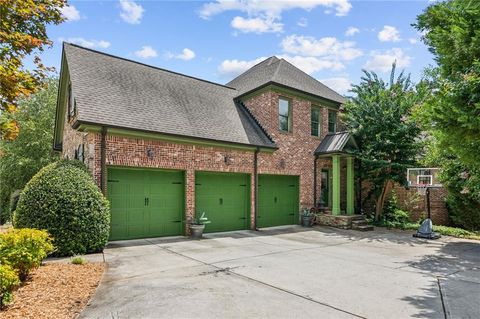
xmin=185 ymin=169 xmax=195 ymax=234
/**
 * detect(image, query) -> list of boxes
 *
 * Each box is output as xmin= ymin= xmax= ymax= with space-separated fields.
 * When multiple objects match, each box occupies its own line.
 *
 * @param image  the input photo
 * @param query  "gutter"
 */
xmin=72 ymin=120 xmax=278 ymax=151
xmin=253 ymin=147 xmax=259 ymax=230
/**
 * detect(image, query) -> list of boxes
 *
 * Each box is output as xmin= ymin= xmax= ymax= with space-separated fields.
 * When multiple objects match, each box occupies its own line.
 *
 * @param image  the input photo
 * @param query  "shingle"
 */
xmin=315 ymin=131 xmax=356 ymax=154
xmin=63 ymin=43 xmax=276 ymax=149
xmin=227 ymin=57 xmax=346 ymax=104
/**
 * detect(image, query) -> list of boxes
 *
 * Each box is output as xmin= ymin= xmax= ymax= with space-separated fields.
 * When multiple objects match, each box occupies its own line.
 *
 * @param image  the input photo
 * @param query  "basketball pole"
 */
xmin=426 ymin=186 xmax=431 ymax=220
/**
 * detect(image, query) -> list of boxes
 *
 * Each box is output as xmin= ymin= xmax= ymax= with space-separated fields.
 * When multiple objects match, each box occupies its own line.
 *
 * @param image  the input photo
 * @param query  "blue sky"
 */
xmin=40 ymin=0 xmax=435 ymax=95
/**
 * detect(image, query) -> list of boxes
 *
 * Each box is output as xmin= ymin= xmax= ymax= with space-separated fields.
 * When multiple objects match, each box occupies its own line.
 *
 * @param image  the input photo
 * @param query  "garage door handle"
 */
xmin=172 ymin=220 xmax=182 ymax=223
xmin=289 ymin=213 xmax=295 ymax=216
xmin=274 ymin=197 xmax=277 ymax=203
xmin=219 ymin=198 xmax=223 ymax=205
xmin=239 ymin=217 xmax=247 ymax=220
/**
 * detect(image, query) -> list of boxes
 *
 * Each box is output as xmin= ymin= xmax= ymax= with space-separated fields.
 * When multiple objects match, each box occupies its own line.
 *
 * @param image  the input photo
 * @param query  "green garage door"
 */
xmin=258 ymin=175 xmax=299 ymax=228
xmin=107 ymin=167 xmax=184 ymax=240
xmin=195 ymin=172 xmax=250 ymax=233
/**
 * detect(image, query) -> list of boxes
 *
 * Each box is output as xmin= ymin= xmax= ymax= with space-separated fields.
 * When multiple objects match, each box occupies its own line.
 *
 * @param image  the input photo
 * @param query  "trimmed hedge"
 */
xmin=14 ymin=160 xmax=110 ymax=256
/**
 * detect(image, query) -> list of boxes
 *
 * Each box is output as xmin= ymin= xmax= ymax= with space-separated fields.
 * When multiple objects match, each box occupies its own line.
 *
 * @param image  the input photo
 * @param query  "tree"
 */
xmin=0 ymin=0 xmax=65 ymax=140
xmin=413 ymin=0 xmax=480 ymax=230
xmin=343 ymin=64 xmax=425 ymax=220
xmin=0 ymin=78 xmax=59 ymax=223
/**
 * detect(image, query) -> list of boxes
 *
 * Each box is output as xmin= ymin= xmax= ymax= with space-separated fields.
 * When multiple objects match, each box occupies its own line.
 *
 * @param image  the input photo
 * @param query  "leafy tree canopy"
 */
xmin=0 ymin=77 xmax=59 ymax=222
xmin=343 ymin=64 xmax=426 ymax=219
xmin=0 ymin=0 xmax=65 ymax=140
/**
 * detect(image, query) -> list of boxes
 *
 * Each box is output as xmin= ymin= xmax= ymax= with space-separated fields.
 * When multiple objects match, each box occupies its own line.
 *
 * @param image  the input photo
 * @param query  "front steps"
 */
xmin=315 ymin=214 xmax=374 ymax=231
xmin=351 ymin=217 xmax=374 ymax=231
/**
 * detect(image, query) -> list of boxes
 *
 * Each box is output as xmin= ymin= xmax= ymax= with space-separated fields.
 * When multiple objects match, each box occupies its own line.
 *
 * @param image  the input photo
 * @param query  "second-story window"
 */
xmin=311 ymin=106 xmax=321 ymax=137
xmin=278 ymin=97 xmax=291 ymax=132
xmin=328 ymin=110 xmax=337 ymax=133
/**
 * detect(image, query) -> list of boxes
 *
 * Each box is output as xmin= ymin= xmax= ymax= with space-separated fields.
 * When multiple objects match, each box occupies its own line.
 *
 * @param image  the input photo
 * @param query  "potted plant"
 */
xmin=302 ymin=208 xmax=313 ymax=227
xmin=189 ymin=212 xmax=211 ymax=239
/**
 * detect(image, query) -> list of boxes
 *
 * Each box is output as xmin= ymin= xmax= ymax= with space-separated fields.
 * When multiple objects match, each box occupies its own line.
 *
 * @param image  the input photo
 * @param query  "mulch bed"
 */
xmin=1 ymin=262 xmax=105 ymax=319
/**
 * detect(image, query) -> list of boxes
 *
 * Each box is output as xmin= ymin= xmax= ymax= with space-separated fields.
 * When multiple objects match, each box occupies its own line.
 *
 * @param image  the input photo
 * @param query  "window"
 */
xmin=278 ymin=98 xmax=291 ymax=132
xmin=311 ymin=107 xmax=321 ymax=136
xmin=328 ymin=110 xmax=337 ymax=133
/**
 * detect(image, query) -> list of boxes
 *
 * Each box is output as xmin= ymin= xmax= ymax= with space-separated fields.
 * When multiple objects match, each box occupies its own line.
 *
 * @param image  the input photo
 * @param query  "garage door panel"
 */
xmin=258 ymin=175 xmax=299 ymax=228
xmin=195 ymin=172 xmax=250 ymax=233
xmin=107 ymin=167 xmax=184 ymax=240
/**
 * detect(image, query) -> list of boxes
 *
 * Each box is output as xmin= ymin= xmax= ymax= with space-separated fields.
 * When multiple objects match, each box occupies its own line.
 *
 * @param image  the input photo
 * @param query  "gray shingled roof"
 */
xmin=227 ymin=57 xmax=346 ymax=104
xmin=63 ymin=43 xmax=276 ymax=149
xmin=315 ymin=131 xmax=358 ymax=155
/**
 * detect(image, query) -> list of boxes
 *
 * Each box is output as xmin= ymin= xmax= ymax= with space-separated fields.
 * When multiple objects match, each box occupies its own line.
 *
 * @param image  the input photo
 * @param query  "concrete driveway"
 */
xmin=80 ymin=226 xmax=480 ymax=319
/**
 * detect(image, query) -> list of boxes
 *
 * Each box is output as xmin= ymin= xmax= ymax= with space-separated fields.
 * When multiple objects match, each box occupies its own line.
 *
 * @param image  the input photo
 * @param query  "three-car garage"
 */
xmin=107 ymin=167 xmax=299 ymax=240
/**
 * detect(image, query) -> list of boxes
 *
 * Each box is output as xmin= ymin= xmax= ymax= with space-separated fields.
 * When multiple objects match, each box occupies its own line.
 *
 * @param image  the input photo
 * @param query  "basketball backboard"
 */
xmin=407 ymin=168 xmax=442 ymax=188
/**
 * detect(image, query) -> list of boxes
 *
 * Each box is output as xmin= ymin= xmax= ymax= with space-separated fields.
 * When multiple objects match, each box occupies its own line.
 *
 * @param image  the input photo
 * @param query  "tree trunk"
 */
xmin=375 ymin=179 xmax=393 ymax=221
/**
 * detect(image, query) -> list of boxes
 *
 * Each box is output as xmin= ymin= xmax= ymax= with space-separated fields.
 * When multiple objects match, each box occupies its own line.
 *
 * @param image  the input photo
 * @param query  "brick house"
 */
xmin=53 ymin=43 xmax=359 ymax=240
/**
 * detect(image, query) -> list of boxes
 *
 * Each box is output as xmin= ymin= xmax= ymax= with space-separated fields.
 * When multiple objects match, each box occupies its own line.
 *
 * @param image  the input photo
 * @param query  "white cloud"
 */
xmin=231 ymin=16 xmax=282 ymax=33
xmin=297 ymin=17 xmax=308 ymax=27
xmin=218 ymin=55 xmax=344 ymax=78
xmin=364 ymin=48 xmax=411 ymax=73
xmin=200 ymin=0 xmax=352 ymax=19
xmin=345 ymin=26 xmax=359 ymax=36
xmin=119 ymin=0 xmax=144 ymax=24
xmin=166 ymin=48 xmax=196 ymax=61
xmin=60 ymin=5 xmax=81 ymax=22
xmin=281 ymin=35 xmax=363 ymax=61
xmin=134 ymin=46 xmax=158 ymax=59
xmin=218 ymin=57 xmax=267 ymax=77
xmin=378 ymin=25 xmax=401 ymax=42
xmin=199 ymin=0 xmax=352 ymax=33
xmin=59 ymin=37 xmax=110 ymax=49
xmin=409 ymin=38 xmax=418 ymax=44
xmin=278 ymin=55 xmax=344 ymax=74
xmin=319 ymin=77 xmax=351 ymax=94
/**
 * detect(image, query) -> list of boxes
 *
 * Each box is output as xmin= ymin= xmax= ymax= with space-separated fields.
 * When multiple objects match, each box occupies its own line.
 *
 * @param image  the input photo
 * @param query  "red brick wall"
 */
xmin=243 ymin=91 xmax=341 ymax=209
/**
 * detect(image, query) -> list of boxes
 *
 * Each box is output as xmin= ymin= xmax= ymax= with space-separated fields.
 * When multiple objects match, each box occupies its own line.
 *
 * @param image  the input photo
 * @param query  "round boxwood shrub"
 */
xmin=14 ymin=160 xmax=110 ymax=256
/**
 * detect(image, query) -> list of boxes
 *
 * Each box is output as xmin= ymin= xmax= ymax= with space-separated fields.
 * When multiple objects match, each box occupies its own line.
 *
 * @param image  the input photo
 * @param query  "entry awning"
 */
xmin=315 ymin=131 xmax=358 ymax=156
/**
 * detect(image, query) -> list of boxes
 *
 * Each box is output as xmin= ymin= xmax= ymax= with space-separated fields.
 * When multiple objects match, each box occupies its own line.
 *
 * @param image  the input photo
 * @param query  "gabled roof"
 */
xmin=315 ymin=131 xmax=358 ymax=155
xmin=227 ymin=56 xmax=346 ymax=104
xmin=61 ymin=43 xmax=276 ymax=149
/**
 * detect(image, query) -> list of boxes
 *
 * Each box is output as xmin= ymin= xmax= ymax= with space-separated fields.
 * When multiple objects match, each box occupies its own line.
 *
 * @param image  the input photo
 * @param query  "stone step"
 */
xmin=352 ymin=225 xmax=374 ymax=232
xmin=352 ymin=220 xmax=368 ymax=226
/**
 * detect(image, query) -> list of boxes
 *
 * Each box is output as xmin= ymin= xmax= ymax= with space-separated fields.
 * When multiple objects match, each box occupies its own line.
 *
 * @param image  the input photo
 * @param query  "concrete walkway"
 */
xmin=80 ymin=226 xmax=480 ymax=319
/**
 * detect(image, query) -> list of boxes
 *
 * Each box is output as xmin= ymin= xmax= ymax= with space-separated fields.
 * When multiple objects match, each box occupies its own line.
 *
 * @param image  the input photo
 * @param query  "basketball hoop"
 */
xmin=417 ymin=186 xmax=427 ymax=196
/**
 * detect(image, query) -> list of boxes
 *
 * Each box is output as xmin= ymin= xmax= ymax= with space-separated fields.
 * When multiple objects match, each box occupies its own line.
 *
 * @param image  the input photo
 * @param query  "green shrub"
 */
xmin=0 ymin=228 xmax=54 ymax=280
xmin=14 ymin=160 xmax=110 ymax=256
xmin=71 ymin=256 xmax=87 ymax=265
xmin=381 ymin=190 xmax=411 ymax=227
xmin=0 ymin=264 xmax=20 ymax=307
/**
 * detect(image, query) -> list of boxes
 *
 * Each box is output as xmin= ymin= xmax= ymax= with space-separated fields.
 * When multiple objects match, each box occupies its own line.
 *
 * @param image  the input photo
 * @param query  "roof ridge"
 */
xmin=236 ymin=100 xmax=275 ymax=145
xmin=272 ymin=59 xmax=283 ymax=81
xmin=63 ymin=42 xmax=236 ymax=91
xmin=227 ymin=56 xmax=280 ymax=85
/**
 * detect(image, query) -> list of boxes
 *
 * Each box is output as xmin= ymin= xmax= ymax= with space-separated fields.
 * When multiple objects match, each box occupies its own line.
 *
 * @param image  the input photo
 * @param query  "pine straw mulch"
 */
xmin=1 ymin=262 xmax=105 ymax=319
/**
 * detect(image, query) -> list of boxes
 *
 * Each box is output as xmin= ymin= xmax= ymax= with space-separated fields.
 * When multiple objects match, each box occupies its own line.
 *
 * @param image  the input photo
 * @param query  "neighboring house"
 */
xmin=53 ymin=43 xmax=358 ymax=240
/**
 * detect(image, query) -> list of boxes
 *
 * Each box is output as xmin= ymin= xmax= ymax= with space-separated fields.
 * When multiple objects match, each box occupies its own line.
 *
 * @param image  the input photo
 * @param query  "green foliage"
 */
xmin=0 ymin=228 xmax=53 ymax=281
xmin=0 ymin=264 xmax=20 ymax=307
xmin=14 ymin=160 xmax=110 ymax=256
xmin=378 ymin=221 xmax=480 ymax=240
xmin=0 ymin=78 xmax=59 ymax=224
xmin=71 ymin=256 xmax=87 ymax=265
xmin=0 ymin=0 xmax=65 ymax=140
xmin=414 ymin=0 xmax=480 ymax=231
xmin=343 ymin=63 xmax=425 ymax=218
xmin=191 ymin=212 xmax=211 ymax=225
xmin=380 ymin=191 xmax=411 ymax=228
